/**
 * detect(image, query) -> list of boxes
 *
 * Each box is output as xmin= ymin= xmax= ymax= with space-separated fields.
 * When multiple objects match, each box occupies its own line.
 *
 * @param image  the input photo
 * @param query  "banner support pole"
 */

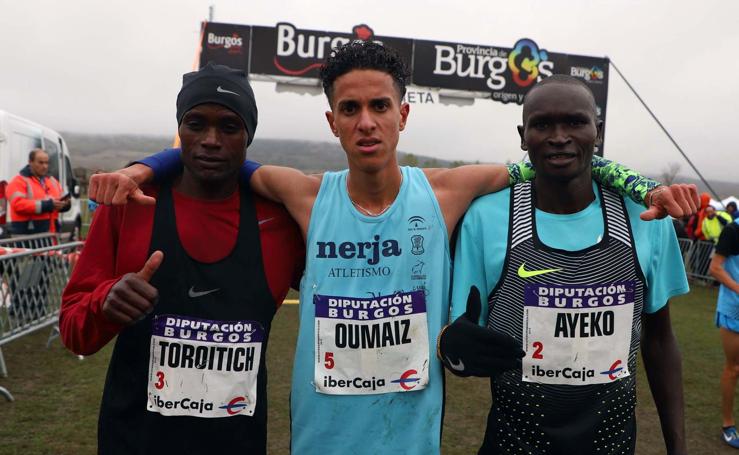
xmin=608 ymin=57 xmax=723 ymax=204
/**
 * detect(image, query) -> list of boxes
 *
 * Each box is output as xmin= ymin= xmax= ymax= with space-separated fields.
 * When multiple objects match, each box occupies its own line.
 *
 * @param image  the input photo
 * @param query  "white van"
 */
xmin=0 ymin=110 xmax=82 ymax=239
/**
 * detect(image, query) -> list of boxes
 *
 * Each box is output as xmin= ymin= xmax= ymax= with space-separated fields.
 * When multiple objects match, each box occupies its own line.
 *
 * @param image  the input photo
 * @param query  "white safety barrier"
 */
xmin=679 ymin=238 xmax=718 ymax=283
xmin=0 ymin=240 xmax=83 ymax=401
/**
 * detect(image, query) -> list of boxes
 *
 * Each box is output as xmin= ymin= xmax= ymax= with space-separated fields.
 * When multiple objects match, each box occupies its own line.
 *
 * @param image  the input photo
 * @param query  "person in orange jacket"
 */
xmin=5 ymin=148 xmax=70 ymax=235
xmin=686 ymin=192 xmax=712 ymax=240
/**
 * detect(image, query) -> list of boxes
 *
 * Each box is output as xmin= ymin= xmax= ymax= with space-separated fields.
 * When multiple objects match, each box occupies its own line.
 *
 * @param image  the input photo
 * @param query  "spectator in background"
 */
xmin=709 ymin=218 xmax=739 ymax=448
xmin=703 ymin=205 xmax=733 ymax=244
xmin=5 ymin=149 xmax=71 ymax=321
xmin=727 ymin=201 xmax=738 ymax=221
xmin=686 ymin=192 xmax=712 ymax=241
xmin=5 ymin=148 xmax=70 ymax=235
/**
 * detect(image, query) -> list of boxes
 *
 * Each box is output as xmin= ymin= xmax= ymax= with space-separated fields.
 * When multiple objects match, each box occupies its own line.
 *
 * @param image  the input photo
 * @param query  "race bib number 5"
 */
xmin=314 ymin=291 xmax=429 ymax=395
xmin=147 ymin=314 xmax=264 ymax=418
xmin=522 ymin=282 xmax=635 ymax=386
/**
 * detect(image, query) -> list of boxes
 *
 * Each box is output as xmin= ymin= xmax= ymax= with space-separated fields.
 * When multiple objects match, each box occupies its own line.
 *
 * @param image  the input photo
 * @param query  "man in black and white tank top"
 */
xmin=439 ymin=75 xmax=689 ymax=455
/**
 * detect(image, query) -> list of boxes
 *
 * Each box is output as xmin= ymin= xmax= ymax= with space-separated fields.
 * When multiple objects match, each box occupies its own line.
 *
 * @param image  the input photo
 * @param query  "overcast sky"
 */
xmin=0 ymin=0 xmax=735 ymax=181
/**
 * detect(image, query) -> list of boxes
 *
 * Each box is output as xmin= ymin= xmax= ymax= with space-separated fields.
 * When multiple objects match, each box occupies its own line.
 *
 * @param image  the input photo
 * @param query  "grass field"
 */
xmin=0 ymin=285 xmax=735 ymax=454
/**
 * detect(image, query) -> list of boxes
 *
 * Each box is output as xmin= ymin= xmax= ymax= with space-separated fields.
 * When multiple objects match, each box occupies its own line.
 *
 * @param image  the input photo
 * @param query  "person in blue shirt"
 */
xmin=440 ymin=75 xmax=688 ymax=454
xmin=726 ymin=201 xmax=738 ymax=221
xmin=710 ymin=219 xmax=739 ymax=448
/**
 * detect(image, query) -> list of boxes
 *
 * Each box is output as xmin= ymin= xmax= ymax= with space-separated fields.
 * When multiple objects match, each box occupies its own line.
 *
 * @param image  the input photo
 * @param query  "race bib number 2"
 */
xmin=314 ymin=291 xmax=429 ymax=395
xmin=147 ymin=314 xmax=264 ymax=418
xmin=522 ymin=282 xmax=635 ymax=386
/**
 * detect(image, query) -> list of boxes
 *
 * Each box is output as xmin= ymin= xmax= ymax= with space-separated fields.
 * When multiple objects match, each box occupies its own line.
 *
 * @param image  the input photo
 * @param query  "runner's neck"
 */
xmin=346 ymin=166 xmax=403 ymax=216
xmin=534 ymin=174 xmax=595 ymax=214
xmin=175 ymin=169 xmax=239 ymax=200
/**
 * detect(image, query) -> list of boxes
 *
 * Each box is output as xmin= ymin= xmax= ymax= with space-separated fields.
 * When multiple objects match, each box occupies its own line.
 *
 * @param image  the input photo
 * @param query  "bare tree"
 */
xmin=660 ymin=162 xmax=681 ymax=185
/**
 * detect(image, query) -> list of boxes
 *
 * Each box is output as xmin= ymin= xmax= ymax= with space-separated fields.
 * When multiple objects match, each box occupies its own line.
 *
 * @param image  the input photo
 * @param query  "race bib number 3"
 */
xmin=522 ymin=282 xmax=635 ymax=386
xmin=314 ymin=291 xmax=429 ymax=395
xmin=147 ymin=315 xmax=264 ymax=418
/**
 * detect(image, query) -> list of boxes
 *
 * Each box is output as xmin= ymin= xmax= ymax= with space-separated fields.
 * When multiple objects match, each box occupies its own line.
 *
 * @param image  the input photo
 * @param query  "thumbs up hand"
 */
xmin=438 ymin=286 xmax=525 ymax=377
xmin=102 ymin=251 xmax=163 ymax=326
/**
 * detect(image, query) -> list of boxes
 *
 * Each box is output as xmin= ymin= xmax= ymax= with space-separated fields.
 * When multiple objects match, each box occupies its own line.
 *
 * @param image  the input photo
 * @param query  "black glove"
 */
xmin=439 ymin=286 xmax=524 ymax=377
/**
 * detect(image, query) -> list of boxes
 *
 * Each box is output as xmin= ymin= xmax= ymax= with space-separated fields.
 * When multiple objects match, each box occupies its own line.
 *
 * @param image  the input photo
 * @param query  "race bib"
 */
xmin=147 ymin=314 xmax=264 ymax=418
xmin=314 ymin=291 xmax=429 ymax=395
xmin=522 ymin=282 xmax=635 ymax=386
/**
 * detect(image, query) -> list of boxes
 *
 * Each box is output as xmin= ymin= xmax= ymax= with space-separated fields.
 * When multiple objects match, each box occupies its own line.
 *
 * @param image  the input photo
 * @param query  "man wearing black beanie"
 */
xmin=59 ymin=64 xmax=304 ymax=454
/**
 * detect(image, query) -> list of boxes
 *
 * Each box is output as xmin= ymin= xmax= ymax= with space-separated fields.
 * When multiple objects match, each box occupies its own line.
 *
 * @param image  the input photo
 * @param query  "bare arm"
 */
xmin=510 ymin=158 xmax=699 ymax=221
xmin=88 ymin=162 xmax=320 ymax=238
xmin=424 ymin=164 xmax=510 ymax=235
xmin=641 ymin=305 xmax=687 ymax=455
xmin=249 ymin=165 xmax=321 ymax=237
xmin=710 ymin=254 xmax=739 ymax=293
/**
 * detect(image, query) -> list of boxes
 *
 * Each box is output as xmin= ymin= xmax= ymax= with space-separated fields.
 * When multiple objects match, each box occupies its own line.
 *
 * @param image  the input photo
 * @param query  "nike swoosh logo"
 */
xmin=517 ymin=263 xmax=562 ymax=278
xmin=445 ymin=356 xmax=465 ymax=372
xmin=216 ymin=85 xmax=240 ymax=96
xmin=258 ymin=217 xmax=275 ymax=225
xmin=188 ymin=286 xmax=220 ymax=298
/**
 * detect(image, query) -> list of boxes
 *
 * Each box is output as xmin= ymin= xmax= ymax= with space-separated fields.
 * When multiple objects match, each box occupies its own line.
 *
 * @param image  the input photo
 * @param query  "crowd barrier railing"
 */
xmin=679 ymin=238 xmax=718 ymax=283
xmin=0 ymin=241 xmax=83 ymax=401
xmin=0 ymin=232 xmax=71 ymax=250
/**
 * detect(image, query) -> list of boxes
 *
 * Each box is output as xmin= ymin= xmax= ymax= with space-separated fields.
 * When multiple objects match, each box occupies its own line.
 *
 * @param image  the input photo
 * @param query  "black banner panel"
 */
xmin=199 ymin=22 xmax=610 ymax=153
xmin=199 ymin=22 xmax=251 ymax=72
xmin=249 ymin=23 xmax=413 ymax=79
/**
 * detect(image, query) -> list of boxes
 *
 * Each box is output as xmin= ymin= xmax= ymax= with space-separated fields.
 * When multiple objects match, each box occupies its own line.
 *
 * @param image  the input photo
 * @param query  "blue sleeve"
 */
xmin=451 ymin=192 xmax=510 ymax=325
xmin=134 ymin=147 xmax=262 ymax=184
xmin=642 ymin=217 xmax=690 ymax=313
xmin=452 ymin=206 xmax=489 ymax=324
xmin=241 ymin=160 xmax=262 ymax=181
xmin=136 ymin=148 xmax=183 ymax=182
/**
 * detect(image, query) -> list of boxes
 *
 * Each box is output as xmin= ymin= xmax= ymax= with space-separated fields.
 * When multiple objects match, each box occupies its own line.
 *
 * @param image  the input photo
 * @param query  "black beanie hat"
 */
xmin=176 ymin=62 xmax=258 ymax=146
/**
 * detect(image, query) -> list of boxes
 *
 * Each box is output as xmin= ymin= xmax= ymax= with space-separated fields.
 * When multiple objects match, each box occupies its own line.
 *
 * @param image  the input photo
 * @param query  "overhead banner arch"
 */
xmin=199 ymin=21 xmax=609 ymax=154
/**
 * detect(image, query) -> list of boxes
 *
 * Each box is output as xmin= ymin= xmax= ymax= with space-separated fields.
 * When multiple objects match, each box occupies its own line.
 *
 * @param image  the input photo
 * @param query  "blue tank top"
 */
xmin=291 ymin=166 xmax=450 ymax=455
xmin=717 ymin=221 xmax=739 ymax=318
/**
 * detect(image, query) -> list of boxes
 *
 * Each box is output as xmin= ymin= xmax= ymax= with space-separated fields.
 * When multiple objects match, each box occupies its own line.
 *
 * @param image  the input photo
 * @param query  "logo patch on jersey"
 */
xmin=188 ymin=286 xmax=220 ymax=298
xmin=219 ymin=396 xmax=248 ymax=415
xmin=410 ymin=235 xmax=425 ymax=255
xmin=407 ymin=215 xmax=430 ymax=232
xmin=517 ymin=263 xmax=562 ymax=278
xmin=391 ymin=369 xmax=421 ymax=390
xmin=316 ymin=235 xmax=402 ymax=265
xmin=408 ymin=215 xmax=425 ymax=228
xmin=411 ymin=260 xmax=426 ymax=280
xmin=600 ymin=359 xmax=626 ymax=380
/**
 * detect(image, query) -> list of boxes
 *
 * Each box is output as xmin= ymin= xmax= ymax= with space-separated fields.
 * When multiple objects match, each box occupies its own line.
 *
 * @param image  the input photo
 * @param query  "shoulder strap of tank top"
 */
xmin=510 ymin=182 xmax=533 ymax=249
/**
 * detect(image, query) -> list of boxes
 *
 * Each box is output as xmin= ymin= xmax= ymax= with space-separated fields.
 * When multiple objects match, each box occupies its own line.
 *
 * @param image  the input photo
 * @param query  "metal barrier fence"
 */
xmin=0 ymin=241 xmax=83 ymax=401
xmin=679 ymin=238 xmax=718 ymax=282
xmin=0 ymin=232 xmax=70 ymax=250
xmin=677 ymin=238 xmax=693 ymax=257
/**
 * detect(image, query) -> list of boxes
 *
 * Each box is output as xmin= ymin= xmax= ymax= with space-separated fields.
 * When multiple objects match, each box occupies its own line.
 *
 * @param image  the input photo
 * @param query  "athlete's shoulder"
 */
xmin=468 ymin=187 xmax=511 ymax=214
xmin=617 ymin=193 xmax=677 ymax=254
xmin=253 ymin=194 xmax=300 ymax=233
xmin=621 ymin=194 xmax=671 ymax=231
xmin=458 ymin=188 xmax=511 ymax=239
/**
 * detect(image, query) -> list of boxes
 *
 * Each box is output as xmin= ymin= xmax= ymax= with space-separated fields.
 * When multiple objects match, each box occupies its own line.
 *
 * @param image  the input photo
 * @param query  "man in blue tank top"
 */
xmin=442 ymin=76 xmax=688 ymax=454
xmin=89 ymin=45 xmax=698 ymax=453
